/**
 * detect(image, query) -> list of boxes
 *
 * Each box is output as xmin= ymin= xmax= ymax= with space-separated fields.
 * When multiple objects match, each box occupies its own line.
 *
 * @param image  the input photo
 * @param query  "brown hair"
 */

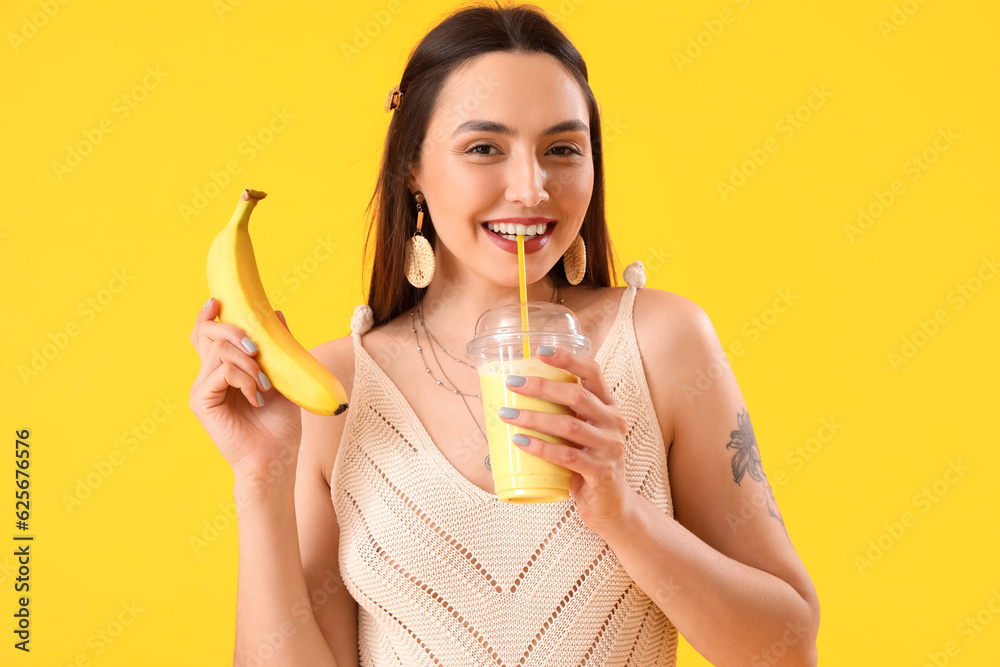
xmin=362 ymin=0 xmax=618 ymax=327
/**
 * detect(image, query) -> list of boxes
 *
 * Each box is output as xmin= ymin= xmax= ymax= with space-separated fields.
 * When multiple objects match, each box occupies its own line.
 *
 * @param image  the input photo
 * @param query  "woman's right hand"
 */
xmin=188 ymin=297 xmax=303 ymax=483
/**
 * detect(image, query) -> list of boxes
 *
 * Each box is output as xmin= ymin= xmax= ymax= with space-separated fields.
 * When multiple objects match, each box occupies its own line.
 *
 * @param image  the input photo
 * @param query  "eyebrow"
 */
xmin=452 ymin=118 xmax=589 ymax=138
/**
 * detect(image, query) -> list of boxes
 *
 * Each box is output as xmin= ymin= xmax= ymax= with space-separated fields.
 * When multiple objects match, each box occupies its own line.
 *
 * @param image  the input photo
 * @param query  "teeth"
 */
xmin=486 ymin=221 xmax=549 ymax=237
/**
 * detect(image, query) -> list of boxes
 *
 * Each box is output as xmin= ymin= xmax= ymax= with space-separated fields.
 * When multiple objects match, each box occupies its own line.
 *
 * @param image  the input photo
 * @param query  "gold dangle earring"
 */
xmin=562 ymin=233 xmax=586 ymax=285
xmin=404 ymin=191 xmax=436 ymax=288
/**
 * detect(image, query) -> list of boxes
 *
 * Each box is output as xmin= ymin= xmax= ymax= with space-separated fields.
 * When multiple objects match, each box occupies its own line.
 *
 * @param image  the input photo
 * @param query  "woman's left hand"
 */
xmin=499 ymin=346 xmax=636 ymax=534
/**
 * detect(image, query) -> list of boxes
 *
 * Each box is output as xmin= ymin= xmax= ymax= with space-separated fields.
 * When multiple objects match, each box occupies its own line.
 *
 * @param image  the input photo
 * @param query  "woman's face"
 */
xmin=408 ymin=51 xmax=595 ymax=287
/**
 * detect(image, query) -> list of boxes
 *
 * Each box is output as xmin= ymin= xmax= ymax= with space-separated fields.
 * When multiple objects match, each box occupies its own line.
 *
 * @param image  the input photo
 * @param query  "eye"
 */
xmin=466 ymin=143 xmax=498 ymax=155
xmin=464 ymin=143 xmax=583 ymax=156
xmin=549 ymin=145 xmax=583 ymax=157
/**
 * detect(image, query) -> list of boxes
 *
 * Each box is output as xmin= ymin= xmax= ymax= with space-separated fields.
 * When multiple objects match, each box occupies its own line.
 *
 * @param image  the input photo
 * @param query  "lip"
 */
xmin=482 ymin=221 xmax=556 ymax=254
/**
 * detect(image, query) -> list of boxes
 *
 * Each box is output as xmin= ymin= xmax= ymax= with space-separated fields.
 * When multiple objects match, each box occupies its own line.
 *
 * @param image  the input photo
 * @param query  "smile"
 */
xmin=481 ymin=221 xmax=556 ymax=254
xmin=485 ymin=221 xmax=551 ymax=240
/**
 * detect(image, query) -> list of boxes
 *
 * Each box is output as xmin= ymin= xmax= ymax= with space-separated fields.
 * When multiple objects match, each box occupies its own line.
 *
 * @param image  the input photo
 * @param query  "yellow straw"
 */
xmin=517 ymin=234 xmax=530 ymax=358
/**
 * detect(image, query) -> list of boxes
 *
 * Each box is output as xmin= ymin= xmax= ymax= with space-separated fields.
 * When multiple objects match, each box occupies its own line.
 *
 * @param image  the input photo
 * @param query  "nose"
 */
xmin=504 ymin=150 xmax=549 ymax=207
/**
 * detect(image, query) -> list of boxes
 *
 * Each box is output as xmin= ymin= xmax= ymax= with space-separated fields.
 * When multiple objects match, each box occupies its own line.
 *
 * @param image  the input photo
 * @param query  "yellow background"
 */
xmin=2 ymin=0 xmax=998 ymax=664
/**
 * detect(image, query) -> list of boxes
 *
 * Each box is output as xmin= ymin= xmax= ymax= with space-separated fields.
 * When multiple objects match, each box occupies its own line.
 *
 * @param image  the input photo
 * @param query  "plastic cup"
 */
xmin=466 ymin=301 xmax=591 ymax=503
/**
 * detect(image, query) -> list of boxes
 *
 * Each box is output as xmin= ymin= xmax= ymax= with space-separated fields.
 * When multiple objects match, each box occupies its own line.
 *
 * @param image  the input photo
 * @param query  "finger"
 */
xmin=190 ymin=297 xmax=219 ymax=350
xmin=201 ymin=336 xmax=272 ymax=394
xmin=197 ymin=319 xmax=260 ymax=360
xmin=501 ymin=408 xmax=620 ymax=454
xmin=193 ymin=357 xmax=265 ymax=411
xmin=535 ymin=346 xmax=616 ymax=407
xmin=506 ymin=372 xmax=610 ymax=427
xmin=512 ymin=432 xmax=600 ymax=479
xmin=276 ymin=310 xmax=289 ymax=331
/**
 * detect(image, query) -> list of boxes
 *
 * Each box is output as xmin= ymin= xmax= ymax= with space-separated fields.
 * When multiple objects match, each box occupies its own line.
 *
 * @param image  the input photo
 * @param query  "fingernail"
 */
xmin=538 ymin=345 xmax=555 ymax=356
xmin=255 ymin=390 xmax=265 ymax=407
xmin=499 ymin=407 xmax=519 ymax=419
xmin=259 ymin=371 xmax=272 ymax=390
xmin=242 ymin=337 xmax=258 ymax=354
xmin=506 ymin=375 xmax=526 ymax=387
xmin=203 ymin=297 xmax=213 ymax=310
xmin=512 ymin=434 xmax=530 ymax=447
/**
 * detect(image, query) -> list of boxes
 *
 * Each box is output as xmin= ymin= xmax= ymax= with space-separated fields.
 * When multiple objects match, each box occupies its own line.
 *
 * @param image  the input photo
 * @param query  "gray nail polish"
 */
xmin=538 ymin=345 xmax=555 ymax=356
xmin=242 ymin=337 xmax=258 ymax=354
xmin=506 ymin=374 xmax=526 ymax=387
xmin=259 ymin=371 xmax=272 ymax=391
xmin=512 ymin=434 xmax=530 ymax=446
xmin=499 ymin=407 xmax=519 ymax=419
xmin=255 ymin=390 xmax=265 ymax=407
xmin=203 ymin=298 xmax=213 ymax=310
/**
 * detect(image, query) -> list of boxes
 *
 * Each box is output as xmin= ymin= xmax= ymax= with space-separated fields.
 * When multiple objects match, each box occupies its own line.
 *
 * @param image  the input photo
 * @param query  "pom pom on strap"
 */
xmin=351 ymin=304 xmax=374 ymax=336
xmin=623 ymin=260 xmax=646 ymax=288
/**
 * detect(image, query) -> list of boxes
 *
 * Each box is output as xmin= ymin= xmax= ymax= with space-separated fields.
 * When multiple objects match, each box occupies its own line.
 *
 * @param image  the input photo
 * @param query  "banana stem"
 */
xmin=228 ymin=189 xmax=268 ymax=231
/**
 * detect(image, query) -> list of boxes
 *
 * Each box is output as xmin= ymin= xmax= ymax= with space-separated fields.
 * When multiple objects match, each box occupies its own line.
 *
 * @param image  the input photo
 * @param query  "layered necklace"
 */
xmin=410 ymin=282 xmax=564 ymax=471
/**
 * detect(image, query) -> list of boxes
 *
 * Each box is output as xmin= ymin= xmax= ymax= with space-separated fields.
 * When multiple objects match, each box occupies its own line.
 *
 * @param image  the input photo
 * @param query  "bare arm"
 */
xmin=233 ymin=473 xmax=340 ymax=666
xmin=232 ymin=336 xmax=358 ymax=667
xmin=295 ymin=336 xmax=360 ymax=667
xmin=596 ymin=289 xmax=820 ymax=666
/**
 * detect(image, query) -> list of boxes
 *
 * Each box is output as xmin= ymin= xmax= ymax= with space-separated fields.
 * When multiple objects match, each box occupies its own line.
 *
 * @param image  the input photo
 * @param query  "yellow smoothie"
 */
xmin=478 ymin=356 xmax=579 ymax=503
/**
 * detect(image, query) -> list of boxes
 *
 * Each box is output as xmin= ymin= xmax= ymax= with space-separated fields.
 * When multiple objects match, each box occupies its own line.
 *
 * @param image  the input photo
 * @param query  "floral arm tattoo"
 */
xmin=726 ymin=409 xmax=786 ymax=531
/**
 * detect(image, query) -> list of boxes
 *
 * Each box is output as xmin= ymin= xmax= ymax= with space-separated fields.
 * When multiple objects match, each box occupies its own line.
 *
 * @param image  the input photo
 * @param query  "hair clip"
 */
xmin=385 ymin=84 xmax=403 ymax=113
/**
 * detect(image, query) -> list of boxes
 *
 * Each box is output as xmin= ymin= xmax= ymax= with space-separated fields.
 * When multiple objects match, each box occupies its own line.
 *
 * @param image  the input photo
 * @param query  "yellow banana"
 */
xmin=206 ymin=188 xmax=348 ymax=416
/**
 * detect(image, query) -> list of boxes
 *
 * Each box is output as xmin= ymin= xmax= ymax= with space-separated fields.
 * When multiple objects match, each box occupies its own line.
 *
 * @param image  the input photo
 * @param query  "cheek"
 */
xmin=550 ymin=166 xmax=594 ymax=207
xmin=437 ymin=160 xmax=501 ymax=210
xmin=424 ymin=161 xmax=499 ymax=245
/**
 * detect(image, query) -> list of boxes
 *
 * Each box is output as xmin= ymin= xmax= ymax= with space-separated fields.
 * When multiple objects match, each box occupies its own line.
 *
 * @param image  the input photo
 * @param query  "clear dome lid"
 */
xmin=466 ymin=301 xmax=591 ymax=362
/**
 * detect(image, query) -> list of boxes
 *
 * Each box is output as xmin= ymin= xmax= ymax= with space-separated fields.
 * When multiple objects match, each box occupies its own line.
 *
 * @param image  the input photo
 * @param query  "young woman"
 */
xmin=189 ymin=3 xmax=820 ymax=665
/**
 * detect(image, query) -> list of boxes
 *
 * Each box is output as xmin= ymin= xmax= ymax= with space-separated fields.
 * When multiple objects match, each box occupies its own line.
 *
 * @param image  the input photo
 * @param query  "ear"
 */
xmin=407 ymin=161 xmax=421 ymax=195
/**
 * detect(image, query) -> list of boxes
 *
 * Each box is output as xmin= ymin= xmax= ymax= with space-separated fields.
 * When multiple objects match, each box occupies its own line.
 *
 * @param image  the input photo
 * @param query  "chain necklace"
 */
xmin=422 ymin=315 xmax=479 ymax=371
xmin=410 ymin=281 xmax=564 ymax=472
xmin=415 ymin=303 xmax=480 ymax=397
xmin=411 ymin=306 xmax=491 ymax=469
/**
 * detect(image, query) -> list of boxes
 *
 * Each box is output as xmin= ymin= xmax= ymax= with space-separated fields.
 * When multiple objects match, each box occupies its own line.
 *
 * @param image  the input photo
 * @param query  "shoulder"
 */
xmin=572 ymin=284 xmax=717 ymax=362
xmin=632 ymin=286 xmax=730 ymax=397
xmin=630 ymin=287 xmax=728 ymax=447
xmin=304 ymin=334 xmax=357 ymax=486
xmin=632 ymin=287 xmax=719 ymax=361
xmin=303 ymin=315 xmax=410 ymax=485
xmin=309 ymin=334 xmax=357 ymax=403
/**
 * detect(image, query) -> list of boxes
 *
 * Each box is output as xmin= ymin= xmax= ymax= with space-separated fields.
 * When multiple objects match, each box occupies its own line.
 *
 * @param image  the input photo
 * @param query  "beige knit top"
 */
xmin=331 ymin=260 xmax=678 ymax=666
